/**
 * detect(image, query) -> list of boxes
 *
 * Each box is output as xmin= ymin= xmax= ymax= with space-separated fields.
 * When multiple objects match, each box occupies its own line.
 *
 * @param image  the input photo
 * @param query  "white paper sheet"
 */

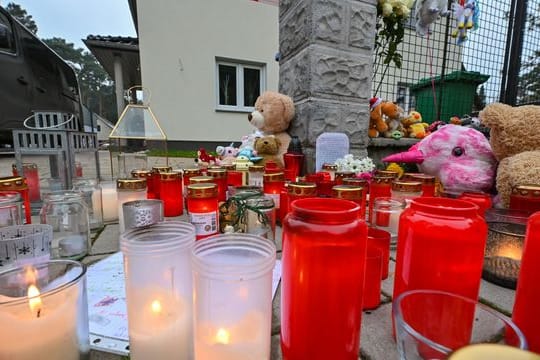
xmin=315 ymin=132 xmax=350 ymax=172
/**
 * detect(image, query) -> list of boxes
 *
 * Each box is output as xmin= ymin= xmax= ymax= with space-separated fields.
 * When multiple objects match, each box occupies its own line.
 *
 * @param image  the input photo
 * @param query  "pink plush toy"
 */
xmin=383 ymin=125 xmax=497 ymax=192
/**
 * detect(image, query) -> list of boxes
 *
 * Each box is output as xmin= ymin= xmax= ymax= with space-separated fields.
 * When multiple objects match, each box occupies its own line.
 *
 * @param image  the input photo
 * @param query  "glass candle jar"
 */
xmin=187 ymin=183 xmax=219 ymax=240
xmin=509 ymin=184 xmax=540 ymax=213
xmin=285 ymin=182 xmax=317 ymax=219
xmin=182 ymin=168 xmax=202 ymax=195
xmin=0 ymin=191 xmax=23 ymax=228
xmin=321 ymin=163 xmax=338 ymax=181
xmin=151 ymin=166 xmax=172 ymax=200
xmin=0 ymin=224 xmax=52 ymax=268
xmin=458 ymin=191 xmax=492 ymax=217
xmin=13 ymin=163 xmax=41 ymax=202
xmin=512 ymin=211 xmax=540 ymax=353
xmin=121 ymin=221 xmax=196 ymax=360
xmin=72 ymin=178 xmax=103 ymax=230
xmin=372 ymin=197 xmax=406 ymax=247
xmin=192 ymin=233 xmax=276 ymax=360
xmin=391 ymin=181 xmax=423 ymax=206
xmin=283 ymin=152 xmax=304 ymax=182
xmin=0 ymin=260 xmax=89 ymax=358
xmin=118 ymin=152 xmax=148 ymax=178
xmin=281 ymin=198 xmax=367 ymax=359
xmin=117 ymin=178 xmax=147 ymax=233
xmin=375 ymin=169 xmax=400 ymax=179
xmin=0 ymin=176 xmax=31 ymax=225
xmin=131 ymin=169 xmax=154 ymax=199
xmin=245 ymin=196 xmax=276 ymax=241
xmin=368 ymin=227 xmax=391 ymax=279
xmin=100 ymin=180 xmax=118 ymax=223
xmin=207 ymin=168 xmax=228 ymax=202
xmin=224 ymin=165 xmax=244 ymax=191
xmin=40 ymin=190 xmax=90 ymax=260
xmin=362 ymin=246 xmax=382 ymax=310
xmin=332 ymin=184 xmax=366 ymax=220
xmin=334 ymin=171 xmax=355 ymax=185
xmin=406 ymin=173 xmax=436 ymax=197
xmin=189 ymin=176 xmax=215 ymax=185
xmin=159 ymin=172 xmax=183 ymax=217
xmin=393 ymin=197 xmax=487 ymax=308
xmin=248 ymin=165 xmax=265 ymax=187
xmin=368 ymin=175 xmax=393 ymax=224
xmin=263 ymin=172 xmax=284 ymax=212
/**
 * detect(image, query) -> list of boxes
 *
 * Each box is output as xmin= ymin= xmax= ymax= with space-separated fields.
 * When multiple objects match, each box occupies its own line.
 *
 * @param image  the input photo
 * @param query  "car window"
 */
xmin=0 ymin=12 xmax=15 ymax=53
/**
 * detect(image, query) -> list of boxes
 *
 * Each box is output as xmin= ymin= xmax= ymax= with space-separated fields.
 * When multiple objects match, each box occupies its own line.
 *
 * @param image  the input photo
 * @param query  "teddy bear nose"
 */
xmin=248 ymin=114 xmax=252 ymax=121
xmin=264 ymin=141 xmax=268 ymax=145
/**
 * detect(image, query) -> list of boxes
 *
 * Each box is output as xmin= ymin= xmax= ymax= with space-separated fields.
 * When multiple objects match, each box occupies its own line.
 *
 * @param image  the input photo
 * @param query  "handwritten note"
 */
xmin=315 ymin=132 xmax=350 ymax=172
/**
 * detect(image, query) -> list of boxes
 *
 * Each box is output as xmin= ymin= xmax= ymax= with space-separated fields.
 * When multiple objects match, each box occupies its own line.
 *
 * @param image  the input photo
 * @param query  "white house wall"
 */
xmin=136 ymin=0 xmax=279 ymax=143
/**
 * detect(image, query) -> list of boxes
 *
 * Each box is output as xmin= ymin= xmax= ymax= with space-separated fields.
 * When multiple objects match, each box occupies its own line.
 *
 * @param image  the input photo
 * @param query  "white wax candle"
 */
xmin=195 ymin=311 xmax=269 ymax=360
xmin=101 ymin=182 xmax=118 ymax=223
xmin=0 ymin=285 xmax=79 ymax=359
xmin=128 ymin=289 xmax=192 ymax=360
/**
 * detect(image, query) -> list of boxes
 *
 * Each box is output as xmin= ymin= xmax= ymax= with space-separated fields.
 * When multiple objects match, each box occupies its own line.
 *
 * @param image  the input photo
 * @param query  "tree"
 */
xmin=5 ymin=2 xmax=37 ymax=34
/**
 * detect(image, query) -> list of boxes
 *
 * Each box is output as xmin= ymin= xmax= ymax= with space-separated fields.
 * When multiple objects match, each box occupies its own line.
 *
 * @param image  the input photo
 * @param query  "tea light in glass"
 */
xmin=117 ymin=178 xmax=147 ymax=233
xmin=131 ymin=169 xmax=154 ymax=199
xmin=121 ymin=221 xmax=196 ymax=360
xmin=0 ymin=260 xmax=89 ymax=359
xmin=159 ymin=172 xmax=183 ymax=217
xmin=72 ymin=178 xmax=103 ymax=230
xmin=192 ymin=233 xmax=276 ymax=360
xmin=372 ymin=197 xmax=406 ymax=247
xmin=391 ymin=181 xmax=422 ymax=206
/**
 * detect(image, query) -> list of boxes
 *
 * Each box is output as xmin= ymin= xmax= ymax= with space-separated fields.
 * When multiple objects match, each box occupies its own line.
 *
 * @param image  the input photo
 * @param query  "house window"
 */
xmin=0 ymin=12 xmax=16 ymax=54
xmin=396 ymin=83 xmax=414 ymax=113
xmin=216 ymin=59 xmax=265 ymax=112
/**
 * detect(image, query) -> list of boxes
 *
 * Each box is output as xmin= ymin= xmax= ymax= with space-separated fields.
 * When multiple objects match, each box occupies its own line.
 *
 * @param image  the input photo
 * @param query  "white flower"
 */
xmin=334 ymin=154 xmax=376 ymax=175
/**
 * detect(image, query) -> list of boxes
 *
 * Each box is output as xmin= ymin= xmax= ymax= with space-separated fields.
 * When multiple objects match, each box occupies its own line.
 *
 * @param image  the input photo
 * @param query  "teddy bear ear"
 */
xmin=275 ymin=137 xmax=282 ymax=147
xmin=480 ymin=103 xmax=510 ymax=129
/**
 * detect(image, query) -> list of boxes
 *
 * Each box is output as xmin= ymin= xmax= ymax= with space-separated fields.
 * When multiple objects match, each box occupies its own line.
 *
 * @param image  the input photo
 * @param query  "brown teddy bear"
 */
xmin=254 ymin=135 xmax=283 ymax=168
xmin=368 ymin=97 xmax=405 ymax=139
xmin=480 ymin=103 xmax=540 ymax=207
xmin=248 ymin=91 xmax=295 ymax=162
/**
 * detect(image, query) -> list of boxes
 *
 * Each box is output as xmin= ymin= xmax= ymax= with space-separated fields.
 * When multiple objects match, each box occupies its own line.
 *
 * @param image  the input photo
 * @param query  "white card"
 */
xmin=315 ymin=132 xmax=350 ymax=172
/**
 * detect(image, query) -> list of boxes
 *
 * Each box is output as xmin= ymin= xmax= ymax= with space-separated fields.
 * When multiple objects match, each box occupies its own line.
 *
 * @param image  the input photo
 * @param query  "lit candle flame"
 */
xmin=151 ymin=300 xmax=162 ymax=315
xmin=497 ymin=244 xmax=522 ymax=261
xmin=215 ymin=328 xmax=230 ymax=345
xmin=27 ymin=285 xmax=42 ymax=318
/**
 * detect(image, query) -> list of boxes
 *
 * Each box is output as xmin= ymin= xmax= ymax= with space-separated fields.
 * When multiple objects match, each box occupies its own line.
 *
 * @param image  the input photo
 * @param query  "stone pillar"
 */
xmin=113 ymin=53 xmax=125 ymax=118
xmin=279 ymin=0 xmax=377 ymax=171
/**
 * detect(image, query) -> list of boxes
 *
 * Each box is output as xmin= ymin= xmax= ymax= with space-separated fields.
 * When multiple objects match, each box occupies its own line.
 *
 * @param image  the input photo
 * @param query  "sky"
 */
xmin=3 ymin=0 xmax=136 ymax=51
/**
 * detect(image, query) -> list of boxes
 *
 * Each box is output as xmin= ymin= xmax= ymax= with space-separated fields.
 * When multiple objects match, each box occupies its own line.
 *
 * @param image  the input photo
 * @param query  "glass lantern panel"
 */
xmin=109 ymin=105 xmax=166 ymax=140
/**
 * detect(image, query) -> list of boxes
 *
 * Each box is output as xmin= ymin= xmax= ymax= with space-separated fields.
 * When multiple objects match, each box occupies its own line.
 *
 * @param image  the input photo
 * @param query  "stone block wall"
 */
xmin=279 ymin=0 xmax=377 ymax=171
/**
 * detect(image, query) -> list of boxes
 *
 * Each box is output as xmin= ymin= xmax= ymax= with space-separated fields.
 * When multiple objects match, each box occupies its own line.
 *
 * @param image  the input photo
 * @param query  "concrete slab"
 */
xmin=82 ymin=254 xmax=114 ymax=266
xmin=90 ymin=224 xmax=120 ymax=255
xmin=360 ymin=303 xmax=399 ymax=360
xmin=479 ymin=279 xmax=516 ymax=316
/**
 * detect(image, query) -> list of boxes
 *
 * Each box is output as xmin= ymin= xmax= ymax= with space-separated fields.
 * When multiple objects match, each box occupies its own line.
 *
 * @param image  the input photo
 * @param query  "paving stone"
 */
xmin=271 ymin=334 xmax=283 ymax=360
xmin=272 ymin=283 xmax=282 ymax=336
xmin=90 ymin=350 xmax=126 ymax=360
xmin=90 ymin=224 xmax=120 ymax=255
xmin=360 ymin=303 xmax=399 ymax=359
xmin=381 ymin=258 xmax=396 ymax=298
xmin=479 ymin=279 xmax=516 ymax=316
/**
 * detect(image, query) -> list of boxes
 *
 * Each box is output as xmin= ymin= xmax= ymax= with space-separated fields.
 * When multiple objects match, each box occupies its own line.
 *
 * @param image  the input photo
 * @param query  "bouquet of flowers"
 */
xmin=334 ymin=154 xmax=376 ymax=179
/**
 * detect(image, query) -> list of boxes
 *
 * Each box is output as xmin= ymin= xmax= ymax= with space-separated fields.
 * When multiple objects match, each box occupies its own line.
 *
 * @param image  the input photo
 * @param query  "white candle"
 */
xmin=0 ymin=283 xmax=79 ymax=359
xmin=101 ymin=181 xmax=118 ymax=222
xmin=195 ymin=311 xmax=269 ymax=360
xmin=127 ymin=289 xmax=192 ymax=360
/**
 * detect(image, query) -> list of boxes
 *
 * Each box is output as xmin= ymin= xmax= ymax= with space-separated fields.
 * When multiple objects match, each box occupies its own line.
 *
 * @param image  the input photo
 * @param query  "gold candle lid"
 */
xmin=372 ymin=175 xmax=394 ymax=184
xmin=207 ymin=168 xmax=227 ymax=179
xmin=343 ymin=178 xmax=368 ymax=186
xmin=288 ymin=182 xmax=317 ymax=196
xmin=189 ymin=176 xmax=214 ymax=184
xmin=152 ymin=166 xmax=172 ymax=173
xmin=263 ymin=172 xmax=285 ymax=182
xmin=332 ymin=185 xmax=363 ymax=200
xmin=131 ymin=169 xmax=152 ymax=178
xmin=160 ymin=172 xmax=180 ymax=181
xmin=12 ymin=163 xmax=38 ymax=170
xmin=0 ymin=176 xmax=27 ymax=189
xmin=375 ymin=170 xmax=399 ymax=178
xmin=187 ymin=183 xmax=218 ymax=198
xmin=512 ymin=184 xmax=540 ymax=197
xmin=222 ymin=164 xmax=236 ymax=171
xmin=183 ymin=168 xmax=202 ymax=176
xmin=392 ymin=181 xmax=422 ymax=193
xmin=248 ymin=165 xmax=265 ymax=172
xmin=335 ymin=171 xmax=355 ymax=179
xmin=322 ymin=163 xmax=338 ymax=171
xmin=408 ymin=173 xmax=436 ymax=184
xmin=117 ymin=178 xmax=147 ymax=190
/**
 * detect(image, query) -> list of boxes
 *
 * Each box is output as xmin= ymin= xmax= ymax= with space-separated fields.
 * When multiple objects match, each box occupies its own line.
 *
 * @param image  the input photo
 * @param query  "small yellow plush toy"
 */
xmin=254 ymin=135 xmax=283 ymax=168
xmin=401 ymin=111 xmax=428 ymax=139
xmin=480 ymin=103 xmax=540 ymax=207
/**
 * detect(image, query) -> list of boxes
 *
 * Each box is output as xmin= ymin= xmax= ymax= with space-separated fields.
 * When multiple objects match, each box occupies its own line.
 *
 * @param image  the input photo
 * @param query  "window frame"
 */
xmin=0 ymin=10 xmax=17 ymax=56
xmin=215 ymin=58 xmax=266 ymax=113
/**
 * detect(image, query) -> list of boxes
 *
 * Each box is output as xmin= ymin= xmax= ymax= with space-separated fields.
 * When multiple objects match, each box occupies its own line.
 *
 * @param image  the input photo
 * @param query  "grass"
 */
xmin=147 ymin=149 xmax=202 ymax=158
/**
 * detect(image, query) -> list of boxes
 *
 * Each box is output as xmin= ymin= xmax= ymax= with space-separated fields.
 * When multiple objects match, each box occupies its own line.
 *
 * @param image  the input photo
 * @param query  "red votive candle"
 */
xmin=375 ymin=170 xmax=399 ymax=179
xmin=207 ymin=168 xmax=227 ymax=202
xmin=0 ymin=176 xmax=31 ymax=224
xmin=321 ymin=163 xmax=337 ymax=180
xmin=279 ymin=183 xmax=289 ymax=224
xmin=367 ymin=227 xmax=391 ymax=279
xmin=343 ymin=178 xmax=369 ymax=219
xmin=225 ymin=166 xmax=244 ymax=189
xmin=407 ymin=173 xmax=436 ymax=197
xmin=263 ymin=172 xmax=284 ymax=213
xmin=151 ymin=166 xmax=172 ymax=199
xmin=334 ymin=171 xmax=355 ymax=185
xmin=264 ymin=160 xmax=281 ymax=174
xmin=362 ymin=246 xmax=382 ymax=310
xmin=393 ymin=197 xmax=487 ymax=327
xmin=458 ymin=191 xmax=492 ymax=217
xmin=159 ymin=171 xmax=183 ymax=217
xmin=131 ymin=169 xmax=154 ymax=199
xmin=283 ymin=153 xmax=304 ymax=181
xmin=368 ymin=175 xmax=393 ymax=223
xmin=511 ymin=211 xmax=540 ymax=352
xmin=281 ymin=198 xmax=367 ymax=359
xmin=284 ymin=182 xmax=317 ymax=220
xmin=187 ymin=183 xmax=219 ymax=240
xmin=13 ymin=163 xmax=41 ymax=202
xmin=332 ymin=184 xmax=366 ymax=220
xmin=509 ymin=185 xmax=540 ymax=213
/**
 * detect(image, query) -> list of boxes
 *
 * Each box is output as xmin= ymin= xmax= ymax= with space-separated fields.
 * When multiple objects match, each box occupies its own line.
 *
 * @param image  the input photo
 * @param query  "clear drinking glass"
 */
xmin=393 ymin=289 xmax=527 ymax=360
xmin=372 ymin=197 xmax=406 ymax=247
xmin=72 ymin=179 xmax=104 ymax=230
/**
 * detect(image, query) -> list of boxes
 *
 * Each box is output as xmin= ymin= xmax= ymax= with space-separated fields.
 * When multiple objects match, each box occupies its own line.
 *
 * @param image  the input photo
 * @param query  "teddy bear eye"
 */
xmin=452 ymin=146 xmax=464 ymax=157
xmin=260 ymin=109 xmax=263 ymax=113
